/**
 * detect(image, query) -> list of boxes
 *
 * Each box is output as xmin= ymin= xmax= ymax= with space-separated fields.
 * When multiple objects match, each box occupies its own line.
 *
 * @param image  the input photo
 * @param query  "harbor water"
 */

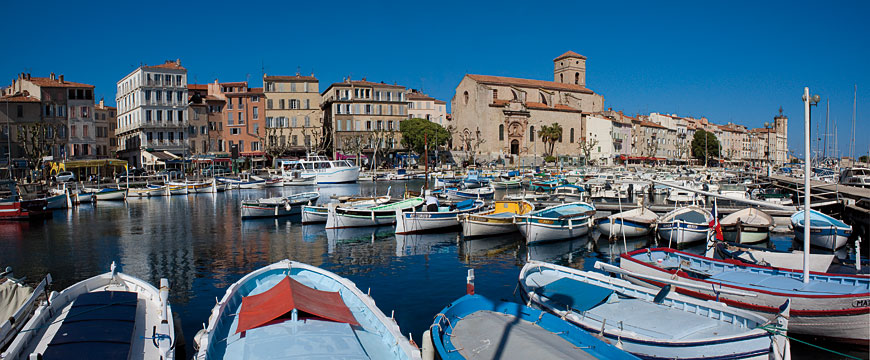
xmin=1 ymin=180 xmax=865 ymax=359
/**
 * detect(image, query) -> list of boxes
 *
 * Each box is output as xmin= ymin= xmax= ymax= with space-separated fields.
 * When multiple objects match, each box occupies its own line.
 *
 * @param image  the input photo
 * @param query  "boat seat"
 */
xmin=535 ymin=278 xmax=613 ymax=313
xmin=42 ymin=291 xmax=138 ymax=360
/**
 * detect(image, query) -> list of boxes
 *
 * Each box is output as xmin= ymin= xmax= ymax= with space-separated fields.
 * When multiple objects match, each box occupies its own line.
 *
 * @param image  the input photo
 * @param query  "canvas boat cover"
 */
xmin=535 ymin=278 xmax=614 ymax=312
xmin=43 ymin=291 xmax=138 ymax=360
xmin=451 ymin=310 xmax=599 ymax=360
xmin=236 ymin=276 xmax=359 ymax=334
xmin=0 ymin=281 xmax=33 ymax=321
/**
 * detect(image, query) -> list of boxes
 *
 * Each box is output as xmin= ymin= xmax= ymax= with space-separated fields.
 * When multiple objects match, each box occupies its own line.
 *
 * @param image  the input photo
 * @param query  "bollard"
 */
xmin=466 ymin=269 xmax=475 ymax=295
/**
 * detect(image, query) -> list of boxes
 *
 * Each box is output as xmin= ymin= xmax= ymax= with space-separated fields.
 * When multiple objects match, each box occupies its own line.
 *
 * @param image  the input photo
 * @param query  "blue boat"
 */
xmin=427 ymin=293 xmax=638 ymax=360
xmin=194 ymin=260 xmax=421 ymax=359
xmin=515 ymin=202 xmax=596 ymax=243
xmin=790 ymin=209 xmax=852 ymax=250
xmin=520 ymin=260 xmax=791 ymax=360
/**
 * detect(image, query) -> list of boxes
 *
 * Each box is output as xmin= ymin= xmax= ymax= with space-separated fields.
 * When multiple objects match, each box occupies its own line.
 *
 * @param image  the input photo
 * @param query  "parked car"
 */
xmin=56 ymin=171 xmax=75 ymax=182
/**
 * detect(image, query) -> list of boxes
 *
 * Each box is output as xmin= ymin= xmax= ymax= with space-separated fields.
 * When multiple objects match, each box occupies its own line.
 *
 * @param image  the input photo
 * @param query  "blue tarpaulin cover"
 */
xmin=536 ymin=278 xmax=614 ymax=312
xmin=42 ymin=291 xmax=138 ymax=360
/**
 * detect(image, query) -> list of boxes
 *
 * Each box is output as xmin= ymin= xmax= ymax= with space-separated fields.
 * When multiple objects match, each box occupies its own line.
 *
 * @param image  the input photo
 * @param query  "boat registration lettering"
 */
xmin=538 ymin=219 xmax=553 ymax=225
xmin=854 ymin=299 xmax=870 ymax=307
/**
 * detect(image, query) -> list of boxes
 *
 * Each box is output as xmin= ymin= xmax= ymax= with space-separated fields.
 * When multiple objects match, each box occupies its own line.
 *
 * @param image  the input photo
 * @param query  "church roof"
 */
xmin=466 ymin=74 xmax=595 ymax=94
xmin=554 ymin=51 xmax=587 ymax=61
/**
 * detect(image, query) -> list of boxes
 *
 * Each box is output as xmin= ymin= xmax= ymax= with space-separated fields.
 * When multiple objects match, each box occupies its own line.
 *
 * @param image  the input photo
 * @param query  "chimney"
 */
xmin=26 ymin=73 xmax=30 ymax=80
xmin=59 ymin=75 xmax=64 ymax=83
xmin=175 ymin=58 xmax=181 ymax=66
xmin=99 ymin=98 xmax=104 ymax=107
xmin=361 ymin=77 xmax=366 ymax=81
xmin=50 ymin=72 xmax=56 ymax=80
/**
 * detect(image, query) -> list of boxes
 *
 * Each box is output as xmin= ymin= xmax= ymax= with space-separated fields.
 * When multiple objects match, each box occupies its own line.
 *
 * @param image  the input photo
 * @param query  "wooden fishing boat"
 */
xmin=490 ymin=176 xmax=522 ymax=189
xmin=0 ymin=270 xmax=51 ymax=350
xmin=325 ymin=197 xmax=424 ymax=229
xmin=0 ymin=185 xmax=48 ymax=220
xmin=301 ymin=196 xmax=391 ymax=224
xmin=193 ymin=260 xmax=420 ymax=360
xmin=41 ymin=193 xmax=68 ymax=209
xmin=128 ymin=185 xmax=167 ymax=198
xmin=394 ymin=199 xmax=485 ymax=235
xmin=3 ymin=262 xmax=175 ymax=360
xmin=549 ymin=184 xmax=585 ymax=201
xmin=426 ymin=292 xmax=637 ymax=360
xmin=720 ymin=208 xmax=774 ymax=244
xmin=459 ymin=200 xmax=534 ymax=238
xmin=240 ymin=192 xmax=320 ymax=219
xmin=617 ymin=247 xmax=870 ymax=344
xmin=93 ymin=187 xmax=127 ymax=201
xmin=515 ymin=202 xmax=596 ymax=244
xmin=187 ymin=180 xmax=217 ymax=193
xmin=599 ymin=207 xmax=657 ymax=238
xmin=527 ymin=178 xmax=562 ymax=192
xmin=707 ymin=241 xmax=835 ymax=273
xmin=445 ymin=185 xmax=494 ymax=200
xmin=791 ymin=209 xmax=852 ymax=250
xmin=656 ymin=206 xmax=712 ymax=247
xmin=520 ymin=261 xmax=791 ymax=360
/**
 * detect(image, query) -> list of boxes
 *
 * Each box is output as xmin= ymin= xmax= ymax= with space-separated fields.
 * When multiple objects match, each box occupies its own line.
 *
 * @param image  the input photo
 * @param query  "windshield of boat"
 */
xmin=851 ymin=169 xmax=869 ymax=176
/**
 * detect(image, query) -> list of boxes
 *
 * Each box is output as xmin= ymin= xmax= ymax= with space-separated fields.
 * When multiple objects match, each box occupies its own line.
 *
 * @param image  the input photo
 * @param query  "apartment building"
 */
xmin=0 ymin=90 xmax=43 ymax=164
xmin=115 ymin=60 xmax=189 ymax=167
xmin=93 ymin=99 xmax=116 ymax=158
xmin=205 ymin=81 xmax=263 ymax=156
xmin=407 ymin=89 xmax=447 ymax=126
xmin=321 ymin=78 xmax=410 ymax=158
xmin=263 ymin=74 xmax=322 ymax=156
xmin=5 ymin=72 xmax=96 ymax=160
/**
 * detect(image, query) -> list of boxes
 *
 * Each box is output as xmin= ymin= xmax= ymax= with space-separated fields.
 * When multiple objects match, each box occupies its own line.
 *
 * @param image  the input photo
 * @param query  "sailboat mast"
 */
xmin=823 ymin=100 xmax=829 ymax=160
xmin=850 ymin=84 xmax=857 ymax=161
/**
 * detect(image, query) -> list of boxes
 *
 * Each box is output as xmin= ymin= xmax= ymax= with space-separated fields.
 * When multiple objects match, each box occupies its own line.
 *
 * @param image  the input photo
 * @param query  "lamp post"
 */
xmin=801 ymin=88 xmax=820 ymax=284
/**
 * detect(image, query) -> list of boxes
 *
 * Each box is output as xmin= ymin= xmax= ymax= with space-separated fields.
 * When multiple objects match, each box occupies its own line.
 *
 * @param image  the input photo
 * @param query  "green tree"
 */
xmin=399 ymin=118 xmax=450 ymax=154
xmin=691 ymin=129 xmax=720 ymax=166
xmin=538 ymin=123 xmax=563 ymax=157
xmin=859 ymin=155 xmax=869 ymax=163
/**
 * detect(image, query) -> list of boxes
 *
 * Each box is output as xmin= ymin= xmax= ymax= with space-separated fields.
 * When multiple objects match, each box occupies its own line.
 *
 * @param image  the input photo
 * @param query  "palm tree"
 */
xmin=538 ymin=123 xmax=563 ymax=157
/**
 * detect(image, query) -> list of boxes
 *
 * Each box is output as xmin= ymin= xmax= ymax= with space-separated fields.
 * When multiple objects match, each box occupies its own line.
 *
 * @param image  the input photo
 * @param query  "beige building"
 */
xmin=93 ymin=99 xmax=116 ymax=158
xmin=407 ymin=89 xmax=447 ymax=126
xmin=631 ymin=117 xmax=668 ymax=160
xmin=321 ymin=78 xmax=409 ymax=158
xmin=263 ymin=74 xmax=322 ymax=156
xmin=450 ymin=51 xmax=605 ymax=164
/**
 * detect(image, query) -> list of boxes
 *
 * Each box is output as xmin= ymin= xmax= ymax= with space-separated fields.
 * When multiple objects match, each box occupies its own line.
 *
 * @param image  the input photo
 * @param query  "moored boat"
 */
xmin=325 ymin=197 xmax=424 ymax=229
xmin=426 ymin=291 xmax=637 ymax=360
xmin=720 ymin=207 xmax=774 ymax=244
xmin=301 ymin=195 xmax=391 ymax=224
xmin=515 ymin=202 xmax=595 ymax=244
xmin=0 ymin=181 xmax=49 ymax=220
xmin=2 ymin=262 xmax=175 ymax=360
xmin=459 ymin=200 xmax=534 ymax=238
xmin=0 ymin=269 xmax=51 ymax=350
xmin=280 ymin=155 xmax=360 ymax=184
xmin=616 ymin=247 xmax=870 ymax=344
xmin=599 ymin=206 xmax=657 ymax=238
xmin=520 ymin=260 xmax=791 ymax=360
xmin=656 ymin=206 xmax=712 ymax=247
xmin=93 ymin=187 xmax=127 ymax=201
xmin=445 ymin=185 xmax=494 ymax=200
xmin=790 ymin=209 xmax=852 ymax=250
xmin=240 ymin=192 xmax=319 ymax=219
xmin=394 ymin=199 xmax=486 ymax=235
xmin=193 ymin=259 xmax=420 ymax=360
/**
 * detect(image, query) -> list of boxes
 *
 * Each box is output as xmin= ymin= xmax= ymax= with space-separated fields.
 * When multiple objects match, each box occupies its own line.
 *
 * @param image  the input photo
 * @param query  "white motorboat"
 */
xmin=280 ymin=155 xmax=360 ymax=184
xmin=839 ymin=167 xmax=870 ymax=187
xmin=720 ymin=207 xmax=773 ymax=244
xmin=2 ymin=262 xmax=175 ymax=360
xmin=598 ymin=206 xmax=657 ymax=238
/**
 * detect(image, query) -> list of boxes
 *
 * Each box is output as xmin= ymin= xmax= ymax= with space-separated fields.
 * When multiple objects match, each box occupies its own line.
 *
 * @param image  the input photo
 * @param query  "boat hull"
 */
xmin=460 ymin=216 xmax=517 ymax=238
xmin=599 ymin=218 xmax=652 ymax=238
xmin=395 ymin=202 xmax=484 ymax=235
xmin=301 ymin=205 xmax=328 ymax=224
xmin=792 ymin=223 xmax=850 ymax=250
xmin=95 ymin=189 xmax=127 ymax=201
xmin=241 ymin=203 xmax=299 ymax=218
xmin=722 ymin=224 xmax=770 ymax=244
xmin=517 ymin=217 xmax=590 ymax=243
xmin=657 ymin=222 xmax=709 ymax=246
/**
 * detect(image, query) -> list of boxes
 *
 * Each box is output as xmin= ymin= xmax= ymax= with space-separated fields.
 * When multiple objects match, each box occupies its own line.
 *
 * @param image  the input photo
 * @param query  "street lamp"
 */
xmin=801 ymin=88 xmax=820 ymax=284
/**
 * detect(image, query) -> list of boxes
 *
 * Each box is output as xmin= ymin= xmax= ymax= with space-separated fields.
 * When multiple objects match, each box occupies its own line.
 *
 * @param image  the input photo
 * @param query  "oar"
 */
xmin=594 ymin=261 xmax=758 ymax=297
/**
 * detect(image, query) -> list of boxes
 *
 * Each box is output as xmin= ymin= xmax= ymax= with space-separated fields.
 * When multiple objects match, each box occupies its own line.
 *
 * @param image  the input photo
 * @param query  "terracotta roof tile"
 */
xmin=554 ymin=51 xmax=587 ymax=61
xmin=491 ymin=99 xmax=510 ymax=106
xmin=434 ymin=100 xmax=446 ymax=104
xmin=639 ymin=120 xmax=666 ymax=129
xmin=26 ymin=77 xmax=94 ymax=88
xmin=554 ymin=104 xmax=580 ymax=112
xmin=144 ymin=61 xmax=185 ymax=70
xmin=525 ymin=101 xmax=548 ymax=109
xmin=467 ymin=74 xmax=594 ymax=94
xmin=188 ymin=84 xmax=208 ymax=91
xmin=264 ymin=75 xmax=318 ymax=82
xmin=0 ymin=93 xmax=40 ymax=102
xmin=327 ymin=80 xmax=406 ymax=89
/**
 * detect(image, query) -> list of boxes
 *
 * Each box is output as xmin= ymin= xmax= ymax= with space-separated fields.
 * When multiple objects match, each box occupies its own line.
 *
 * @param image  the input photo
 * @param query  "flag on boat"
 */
xmin=709 ymin=199 xmax=724 ymax=241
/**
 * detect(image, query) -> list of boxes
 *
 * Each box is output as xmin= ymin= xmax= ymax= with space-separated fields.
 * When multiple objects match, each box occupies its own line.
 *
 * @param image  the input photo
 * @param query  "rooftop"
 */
xmin=143 ymin=60 xmax=185 ymax=71
xmin=0 ymin=92 xmax=40 ymax=102
xmin=466 ymin=74 xmax=595 ymax=94
xmin=325 ymin=78 xmax=406 ymax=90
xmin=264 ymin=74 xmax=318 ymax=82
xmin=554 ymin=51 xmax=587 ymax=61
xmin=27 ymin=76 xmax=94 ymax=89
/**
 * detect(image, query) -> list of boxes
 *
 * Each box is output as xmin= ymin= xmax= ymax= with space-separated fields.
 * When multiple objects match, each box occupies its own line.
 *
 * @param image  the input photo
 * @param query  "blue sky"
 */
xmin=2 ymin=0 xmax=868 ymax=158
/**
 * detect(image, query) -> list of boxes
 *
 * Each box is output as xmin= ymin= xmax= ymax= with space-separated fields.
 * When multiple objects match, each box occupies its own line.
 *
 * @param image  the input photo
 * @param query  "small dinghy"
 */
xmin=720 ymin=208 xmax=774 ymax=244
xmin=94 ymin=187 xmax=128 ymax=201
xmin=325 ymin=197 xmax=424 ymax=229
xmin=790 ymin=209 xmax=852 ymax=250
xmin=301 ymin=196 xmax=391 ymax=224
xmin=426 ymin=286 xmax=637 ymax=359
xmin=394 ymin=199 xmax=486 ymax=235
xmin=0 ymin=268 xmax=51 ymax=350
xmin=459 ymin=200 xmax=534 ymax=238
xmin=520 ymin=261 xmax=791 ymax=360
xmin=193 ymin=260 xmax=421 ymax=360
xmin=598 ymin=207 xmax=657 ymax=238
xmin=446 ymin=185 xmax=494 ymax=200
xmin=617 ymin=248 xmax=870 ymax=344
xmin=515 ymin=202 xmax=596 ymax=244
xmin=166 ymin=182 xmax=189 ymax=195
xmin=503 ymin=192 xmax=549 ymax=202
xmin=656 ymin=206 xmax=712 ymax=247
xmin=549 ymin=184 xmax=585 ymax=201
xmin=491 ymin=176 xmax=522 ymax=189
xmin=129 ymin=185 xmax=167 ymax=198
xmin=241 ymin=191 xmax=320 ymax=219
xmin=3 ymin=262 xmax=175 ymax=360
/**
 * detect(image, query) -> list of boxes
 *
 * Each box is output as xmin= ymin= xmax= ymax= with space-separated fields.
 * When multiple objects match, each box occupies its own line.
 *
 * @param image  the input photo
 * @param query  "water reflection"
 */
xmin=458 ymin=234 xmax=521 ymax=262
xmin=526 ymin=236 xmax=590 ymax=265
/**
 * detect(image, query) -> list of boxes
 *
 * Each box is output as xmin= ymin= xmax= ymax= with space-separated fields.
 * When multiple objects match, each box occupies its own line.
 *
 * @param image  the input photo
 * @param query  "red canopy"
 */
xmin=236 ymin=276 xmax=359 ymax=334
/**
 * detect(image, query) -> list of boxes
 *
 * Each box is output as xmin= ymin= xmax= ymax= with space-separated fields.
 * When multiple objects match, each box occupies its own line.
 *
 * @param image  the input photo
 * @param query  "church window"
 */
xmin=463 ymin=91 xmax=469 ymax=104
xmin=570 ymin=128 xmax=574 ymax=143
xmin=529 ymin=126 xmax=535 ymax=142
xmin=560 ymin=74 xmax=563 ymax=83
xmin=575 ymin=72 xmax=579 ymax=85
xmin=499 ymin=124 xmax=504 ymax=141
xmin=540 ymin=93 xmax=547 ymax=105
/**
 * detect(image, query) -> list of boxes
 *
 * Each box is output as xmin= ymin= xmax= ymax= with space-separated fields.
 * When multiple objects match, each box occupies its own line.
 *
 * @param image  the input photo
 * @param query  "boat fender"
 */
xmin=653 ymin=284 xmax=671 ymax=304
xmin=192 ymin=328 xmax=207 ymax=351
xmin=421 ymin=329 xmax=435 ymax=360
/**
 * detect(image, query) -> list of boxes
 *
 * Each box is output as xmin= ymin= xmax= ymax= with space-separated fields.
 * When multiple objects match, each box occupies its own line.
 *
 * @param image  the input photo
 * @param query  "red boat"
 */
xmin=0 ymin=180 xmax=49 ymax=220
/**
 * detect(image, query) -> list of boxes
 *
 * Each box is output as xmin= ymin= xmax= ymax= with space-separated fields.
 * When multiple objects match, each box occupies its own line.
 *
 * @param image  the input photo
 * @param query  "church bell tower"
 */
xmin=554 ymin=51 xmax=587 ymax=87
